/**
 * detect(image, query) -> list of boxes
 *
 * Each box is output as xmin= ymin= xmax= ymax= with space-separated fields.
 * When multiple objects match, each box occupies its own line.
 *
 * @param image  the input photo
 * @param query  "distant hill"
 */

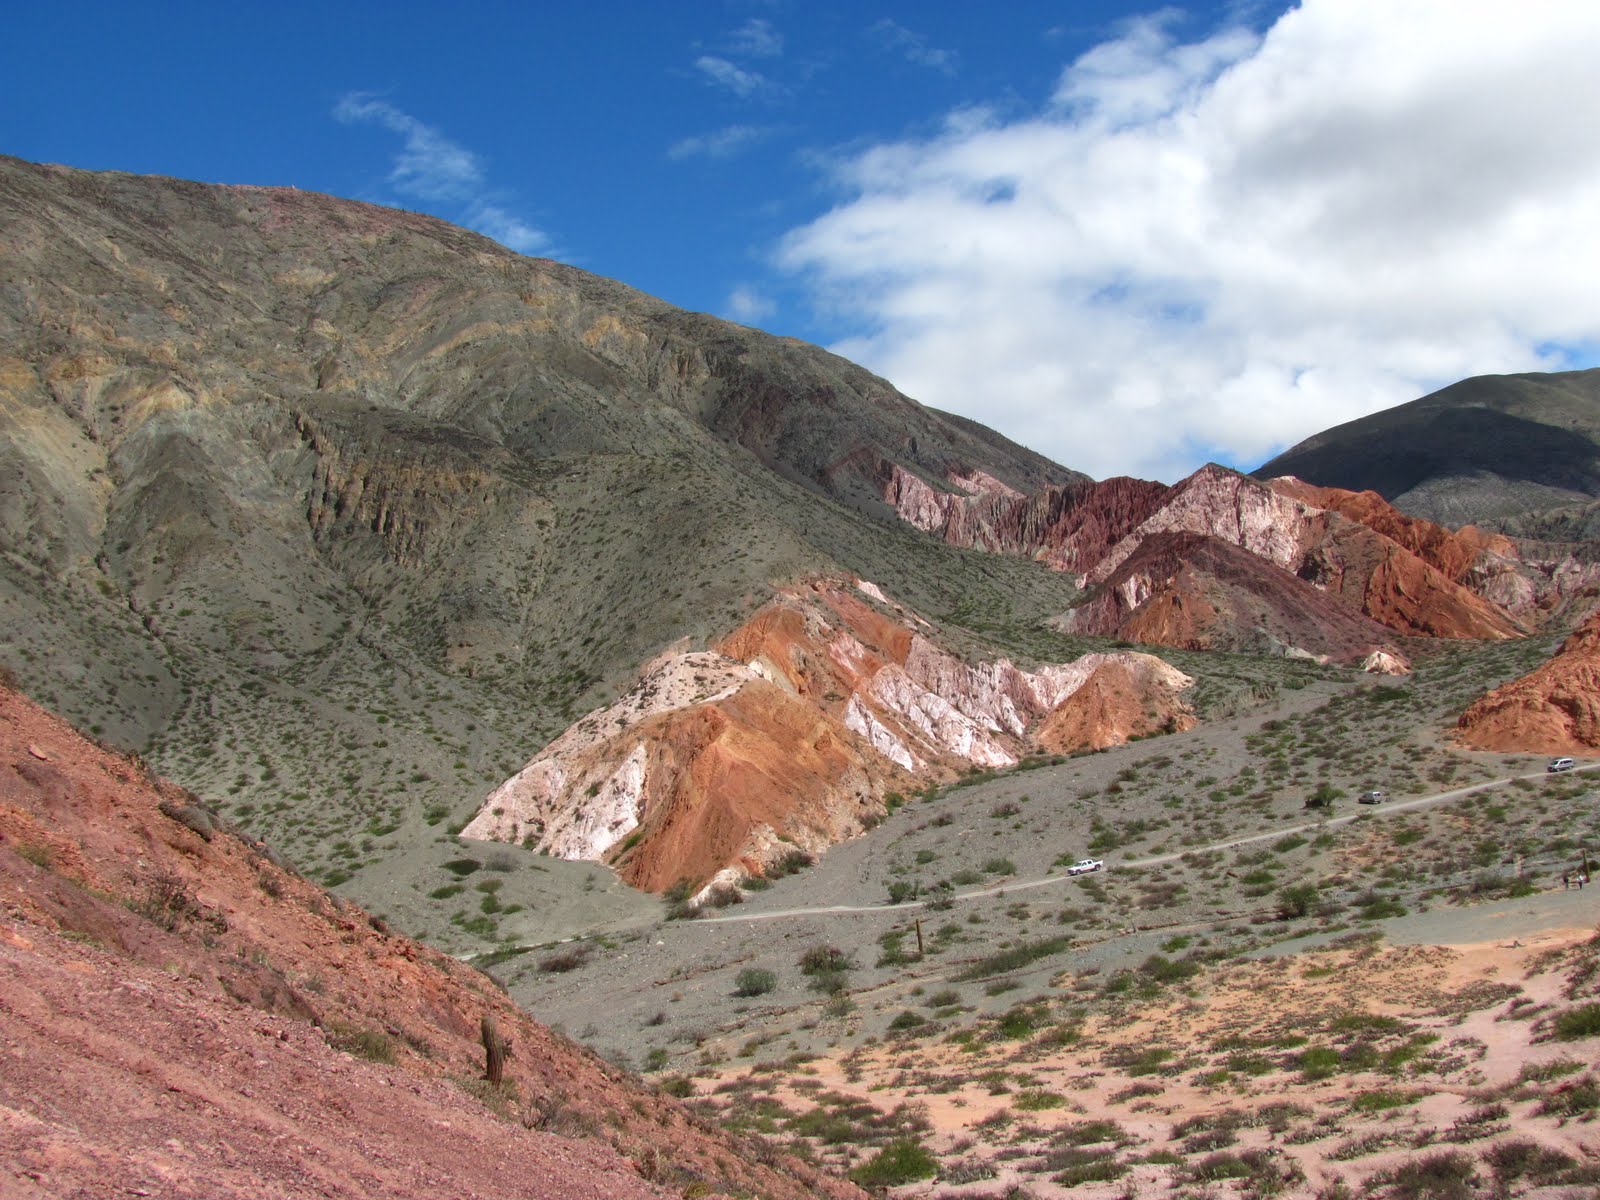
xmin=1252 ymin=369 xmax=1600 ymax=527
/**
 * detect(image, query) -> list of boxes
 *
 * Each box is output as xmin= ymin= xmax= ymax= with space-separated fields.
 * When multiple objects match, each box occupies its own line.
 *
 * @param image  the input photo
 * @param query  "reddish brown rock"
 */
xmin=1457 ymin=614 xmax=1600 ymax=753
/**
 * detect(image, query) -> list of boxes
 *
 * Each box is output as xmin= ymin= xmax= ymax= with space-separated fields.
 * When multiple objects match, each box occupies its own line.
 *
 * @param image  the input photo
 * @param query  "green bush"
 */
xmin=733 ymin=967 xmax=777 ymax=997
xmin=1552 ymin=1002 xmax=1600 ymax=1041
xmin=1299 ymin=1046 xmax=1341 ymax=1079
xmin=849 ymin=1139 xmax=938 ymax=1187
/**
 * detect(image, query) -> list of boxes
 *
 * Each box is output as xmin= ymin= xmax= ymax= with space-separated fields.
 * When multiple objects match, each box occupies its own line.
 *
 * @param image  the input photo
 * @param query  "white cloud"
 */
xmin=334 ymin=94 xmax=483 ymax=202
xmin=725 ymin=285 xmax=776 ymax=325
xmin=870 ymin=19 xmax=958 ymax=74
xmin=668 ymin=124 xmax=770 ymax=161
xmin=695 ymin=55 xmax=772 ymax=98
xmin=728 ymin=18 xmax=783 ymax=58
xmin=781 ymin=1 xmax=1600 ymax=482
xmin=334 ymin=93 xmax=550 ymax=255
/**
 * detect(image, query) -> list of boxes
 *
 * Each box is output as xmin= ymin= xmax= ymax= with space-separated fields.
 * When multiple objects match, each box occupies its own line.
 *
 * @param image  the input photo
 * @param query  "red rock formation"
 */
xmin=1457 ymin=614 xmax=1600 ymax=753
xmin=1034 ymin=660 xmax=1197 ymax=752
xmin=465 ymin=579 xmax=1195 ymax=891
xmin=890 ymin=462 xmax=1525 ymax=644
xmin=1057 ymin=531 xmax=1407 ymax=664
xmin=0 ymin=682 xmax=862 ymax=1200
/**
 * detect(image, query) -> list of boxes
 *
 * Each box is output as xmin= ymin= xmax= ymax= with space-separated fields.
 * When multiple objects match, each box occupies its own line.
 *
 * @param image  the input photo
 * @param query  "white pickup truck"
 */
xmin=1067 ymin=858 xmax=1104 ymax=876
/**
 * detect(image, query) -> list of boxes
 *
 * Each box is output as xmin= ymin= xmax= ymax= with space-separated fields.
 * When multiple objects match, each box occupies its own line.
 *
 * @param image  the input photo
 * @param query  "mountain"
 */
xmin=1457 ymin=612 xmax=1600 ymax=754
xmin=0 ymin=155 xmax=1088 ymax=916
xmin=1252 ymin=368 xmax=1600 ymax=527
xmin=0 ymin=678 xmax=860 ymax=1199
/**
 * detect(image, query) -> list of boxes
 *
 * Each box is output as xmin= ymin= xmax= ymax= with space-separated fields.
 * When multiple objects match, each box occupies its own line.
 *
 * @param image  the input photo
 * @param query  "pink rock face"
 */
xmin=464 ymin=578 xmax=1195 ymax=891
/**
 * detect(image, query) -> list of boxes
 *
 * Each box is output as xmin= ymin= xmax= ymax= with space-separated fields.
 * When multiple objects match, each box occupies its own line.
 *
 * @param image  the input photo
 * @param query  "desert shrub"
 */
xmin=849 ymin=1139 xmax=937 ymax=1187
xmin=131 ymin=872 xmax=202 ymax=931
xmin=1139 ymin=953 xmax=1199 ymax=984
xmin=538 ymin=944 xmax=592 ymax=973
xmin=701 ymin=884 xmax=742 ymax=908
xmin=1013 ymin=1089 xmax=1066 ymax=1111
xmin=1482 ymin=1138 xmax=1578 ymax=1187
xmin=981 ymin=857 xmax=1017 ymax=876
xmin=16 ymin=842 xmax=53 ymax=868
xmin=1536 ymin=1075 xmax=1600 ymax=1117
xmin=953 ymin=936 xmax=1071 ymax=981
xmin=886 ymin=880 xmax=920 ymax=904
xmin=1374 ymin=1150 xmax=1478 ymax=1200
xmin=441 ymin=858 xmax=481 ymax=878
xmin=1298 ymin=1046 xmax=1341 ymax=1080
xmin=767 ymin=848 xmax=814 ymax=878
xmin=989 ymin=801 xmax=1022 ymax=819
xmin=888 ymin=1010 xmax=929 ymax=1032
xmin=1277 ymin=883 xmax=1320 ymax=919
xmin=798 ymin=945 xmax=853 ymax=975
xmin=733 ymin=968 xmax=777 ymax=997
xmin=1551 ymin=1002 xmax=1600 ymax=1040
xmin=325 ymin=1019 xmax=396 ymax=1063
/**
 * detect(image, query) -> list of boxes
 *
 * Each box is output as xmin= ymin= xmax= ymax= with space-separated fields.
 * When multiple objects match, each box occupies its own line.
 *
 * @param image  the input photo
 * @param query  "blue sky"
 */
xmin=7 ymin=2 xmax=1600 ymax=481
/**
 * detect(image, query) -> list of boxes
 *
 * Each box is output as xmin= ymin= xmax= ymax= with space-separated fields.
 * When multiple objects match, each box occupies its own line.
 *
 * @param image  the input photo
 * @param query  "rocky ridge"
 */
xmin=464 ymin=578 xmax=1194 ymax=891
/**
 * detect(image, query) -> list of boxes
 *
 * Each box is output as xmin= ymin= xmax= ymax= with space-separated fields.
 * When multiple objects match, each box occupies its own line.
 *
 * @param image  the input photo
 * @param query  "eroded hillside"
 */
xmin=0 ymin=680 xmax=862 ymax=1199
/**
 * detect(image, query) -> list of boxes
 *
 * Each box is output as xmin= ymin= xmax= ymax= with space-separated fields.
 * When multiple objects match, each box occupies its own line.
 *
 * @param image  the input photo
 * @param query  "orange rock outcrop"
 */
xmin=1457 ymin=614 xmax=1600 ymax=753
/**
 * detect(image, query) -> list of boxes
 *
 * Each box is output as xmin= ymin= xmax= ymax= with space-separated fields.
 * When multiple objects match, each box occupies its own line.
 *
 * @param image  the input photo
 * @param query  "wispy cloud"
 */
xmin=668 ymin=124 xmax=771 ymax=161
xmin=784 ymin=0 xmax=1600 ymax=482
xmin=695 ymin=55 xmax=774 ymax=98
xmin=728 ymin=18 xmax=783 ymax=59
xmin=725 ymin=285 xmax=777 ymax=325
xmin=334 ymin=92 xmax=550 ymax=255
xmin=870 ymin=19 xmax=958 ymax=74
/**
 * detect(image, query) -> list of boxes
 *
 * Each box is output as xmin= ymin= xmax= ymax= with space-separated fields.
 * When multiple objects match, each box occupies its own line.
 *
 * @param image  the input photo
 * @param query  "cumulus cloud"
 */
xmin=695 ymin=55 xmax=773 ymax=98
xmin=334 ymin=93 xmax=550 ymax=255
xmin=781 ymin=1 xmax=1600 ymax=482
xmin=870 ymin=19 xmax=958 ymax=74
xmin=668 ymin=124 xmax=771 ymax=161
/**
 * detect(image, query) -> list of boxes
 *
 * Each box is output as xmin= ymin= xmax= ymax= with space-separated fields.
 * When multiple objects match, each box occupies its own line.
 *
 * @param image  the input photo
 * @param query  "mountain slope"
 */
xmin=1252 ymin=368 xmax=1600 ymax=526
xmin=0 ymin=679 xmax=862 ymax=1200
xmin=0 ymin=155 xmax=1089 ymax=912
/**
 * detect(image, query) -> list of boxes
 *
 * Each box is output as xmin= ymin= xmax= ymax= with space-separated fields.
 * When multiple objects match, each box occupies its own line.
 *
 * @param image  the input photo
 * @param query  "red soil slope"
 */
xmin=0 ymin=683 xmax=861 ymax=1200
xmin=1457 ymin=613 xmax=1600 ymax=754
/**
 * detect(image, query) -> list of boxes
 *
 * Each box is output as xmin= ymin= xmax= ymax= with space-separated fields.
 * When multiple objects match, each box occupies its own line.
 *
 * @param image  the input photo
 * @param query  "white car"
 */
xmin=1549 ymin=757 xmax=1576 ymax=773
xmin=1067 ymin=858 xmax=1104 ymax=876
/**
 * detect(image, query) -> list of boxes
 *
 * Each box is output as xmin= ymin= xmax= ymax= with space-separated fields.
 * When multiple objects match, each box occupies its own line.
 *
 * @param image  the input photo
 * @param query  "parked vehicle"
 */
xmin=1549 ymin=757 xmax=1576 ymax=773
xmin=1358 ymin=790 xmax=1385 ymax=804
xmin=1067 ymin=858 xmax=1103 ymax=876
